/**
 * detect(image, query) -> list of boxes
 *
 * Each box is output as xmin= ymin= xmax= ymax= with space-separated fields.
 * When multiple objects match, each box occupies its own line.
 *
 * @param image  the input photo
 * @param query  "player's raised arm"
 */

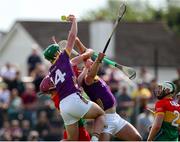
xmin=70 ymin=49 xmax=94 ymax=66
xmin=70 ymin=37 xmax=94 ymax=66
xmin=85 ymin=53 xmax=105 ymax=85
xmin=75 ymin=37 xmax=87 ymax=54
xmin=65 ymin=15 xmax=77 ymax=56
xmin=77 ymin=67 xmax=89 ymax=86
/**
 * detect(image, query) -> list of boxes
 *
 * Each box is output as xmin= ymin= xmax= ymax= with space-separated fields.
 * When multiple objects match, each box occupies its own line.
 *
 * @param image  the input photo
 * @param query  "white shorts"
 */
xmin=60 ymin=93 xmax=92 ymax=125
xmin=103 ymin=112 xmax=127 ymax=135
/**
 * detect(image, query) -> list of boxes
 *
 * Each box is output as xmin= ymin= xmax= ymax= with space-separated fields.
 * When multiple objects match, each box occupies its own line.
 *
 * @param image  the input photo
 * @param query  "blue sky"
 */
xmin=0 ymin=0 xmax=166 ymax=32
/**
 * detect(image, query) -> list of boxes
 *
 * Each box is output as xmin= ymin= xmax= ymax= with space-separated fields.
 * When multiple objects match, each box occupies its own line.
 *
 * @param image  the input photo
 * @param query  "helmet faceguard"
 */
xmin=154 ymin=81 xmax=176 ymax=100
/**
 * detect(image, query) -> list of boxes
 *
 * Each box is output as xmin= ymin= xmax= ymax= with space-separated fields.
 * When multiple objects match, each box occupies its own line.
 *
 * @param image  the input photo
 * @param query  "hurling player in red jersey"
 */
xmin=148 ymin=81 xmax=180 ymax=141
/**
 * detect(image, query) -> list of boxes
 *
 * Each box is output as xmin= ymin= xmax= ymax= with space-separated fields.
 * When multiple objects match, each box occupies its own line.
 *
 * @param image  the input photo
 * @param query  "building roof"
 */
xmin=20 ymin=21 xmax=90 ymax=49
xmin=0 ymin=31 xmax=6 ymax=41
xmin=19 ymin=21 xmax=180 ymax=67
xmin=115 ymin=22 xmax=180 ymax=67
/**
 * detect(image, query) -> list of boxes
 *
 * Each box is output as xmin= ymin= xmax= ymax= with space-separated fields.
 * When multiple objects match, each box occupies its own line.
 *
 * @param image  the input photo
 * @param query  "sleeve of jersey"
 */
xmin=155 ymin=100 xmax=165 ymax=115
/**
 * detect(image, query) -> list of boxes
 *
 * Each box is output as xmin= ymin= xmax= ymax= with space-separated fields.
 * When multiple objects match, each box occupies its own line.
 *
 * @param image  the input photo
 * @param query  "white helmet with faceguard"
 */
xmin=155 ymin=81 xmax=176 ymax=100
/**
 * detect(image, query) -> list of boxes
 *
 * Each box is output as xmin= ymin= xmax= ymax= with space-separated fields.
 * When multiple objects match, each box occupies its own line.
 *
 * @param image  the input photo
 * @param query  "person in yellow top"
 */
xmin=131 ymin=82 xmax=151 ymax=99
xmin=131 ymin=82 xmax=151 ymax=114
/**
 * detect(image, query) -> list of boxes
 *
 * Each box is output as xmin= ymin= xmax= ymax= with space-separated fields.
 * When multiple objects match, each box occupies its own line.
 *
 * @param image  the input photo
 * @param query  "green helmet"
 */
xmin=43 ymin=44 xmax=60 ymax=61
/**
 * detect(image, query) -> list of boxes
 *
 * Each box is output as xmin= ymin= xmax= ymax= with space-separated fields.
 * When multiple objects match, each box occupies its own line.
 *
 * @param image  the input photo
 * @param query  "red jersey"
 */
xmin=155 ymin=98 xmax=180 ymax=125
xmin=154 ymin=97 xmax=180 ymax=141
xmin=51 ymin=91 xmax=60 ymax=110
xmin=72 ymin=65 xmax=81 ymax=77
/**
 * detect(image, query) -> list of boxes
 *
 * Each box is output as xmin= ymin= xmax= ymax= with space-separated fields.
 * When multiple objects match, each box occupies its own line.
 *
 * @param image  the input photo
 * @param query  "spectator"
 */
xmin=8 ymin=88 xmax=22 ymax=121
xmin=21 ymin=119 xmax=31 ymax=140
xmin=0 ymin=130 xmax=12 ymax=141
xmin=21 ymin=83 xmax=37 ymax=126
xmin=27 ymin=130 xmax=40 ymax=141
xmin=32 ymin=64 xmax=46 ymax=92
xmin=0 ymin=121 xmax=11 ymax=140
xmin=0 ymin=62 xmax=17 ymax=82
xmin=27 ymin=47 xmax=42 ymax=76
xmin=115 ymin=86 xmax=134 ymax=121
xmin=131 ymin=81 xmax=151 ymax=126
xmin=0 ymin=82 xmax=10 ymax=126
xmin=45 ymin=120 xmax=63 ymax=141
xmin=8 ymin=70 xmax=25 ymax=95
xmin=34 ymin=111 xmax=50 ymax=140
xmin=148 ymin=78 xmax=158 ymax=102
xmin=131 ymin=81 xmax=151 ymax=113
xmin=0 ymin=82 xmax=10 ymax=106
xmin=138 ymin=67 xmax=153 ymax=85
xmin=106 ymin=67 xmax=120 ymax=94
xmin=173 ymin=67 xmax=180 ymax=94
xmin=137 ymin=109 xmax=154 ymax=140
xmin=10 ymin=119 xmax=23 ymax=141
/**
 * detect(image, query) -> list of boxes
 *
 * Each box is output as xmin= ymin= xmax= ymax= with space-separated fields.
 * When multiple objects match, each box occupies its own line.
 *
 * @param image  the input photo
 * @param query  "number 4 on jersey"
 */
xmin=54 ymin=69 xmax=66 ymax=85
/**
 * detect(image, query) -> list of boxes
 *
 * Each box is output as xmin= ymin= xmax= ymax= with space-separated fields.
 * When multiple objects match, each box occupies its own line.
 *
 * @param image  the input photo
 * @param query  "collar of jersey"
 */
xmin=52 ymin=53 xmax=61 ymax=65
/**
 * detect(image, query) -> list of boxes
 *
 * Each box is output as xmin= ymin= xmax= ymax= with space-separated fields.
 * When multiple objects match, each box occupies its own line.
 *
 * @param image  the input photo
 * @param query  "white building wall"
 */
xmin=134 ymin=67 xmax=178 ymax=83
xmin=90 ymin=21 xmax=115 ymax=58
xmin=0 ymin=24 xmax=44 ymax=76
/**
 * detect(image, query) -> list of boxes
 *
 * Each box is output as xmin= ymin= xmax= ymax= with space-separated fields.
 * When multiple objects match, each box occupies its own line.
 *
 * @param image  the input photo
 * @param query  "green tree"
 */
xmin=81 ymin=0 xmax=158 ymax=22
xmin=81 ymin=0 xmax=180 ymax=34
xmin=165 ymin=0 xmax=180 ymax=34
xmin=81 ymin=0 xmax=121 ymax=21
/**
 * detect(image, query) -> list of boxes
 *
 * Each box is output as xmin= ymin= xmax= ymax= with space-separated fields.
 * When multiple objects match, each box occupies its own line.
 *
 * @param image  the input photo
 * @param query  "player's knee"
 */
xmin=98 ymin=115 xmax=105 ymax=124
xmin=95 ymin=105 xmax=105 ymax=116
xmin=99 ymin=108 xmax=105 ymax=115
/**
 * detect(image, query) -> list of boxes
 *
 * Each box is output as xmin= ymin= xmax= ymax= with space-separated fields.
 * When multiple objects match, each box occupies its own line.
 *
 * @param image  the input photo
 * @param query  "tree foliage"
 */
xmin=81 ymin=0 xmax=180 ymax=34
xmin=166 ymin=5 xmax=180 ymax=34
xmin=81 ymin=0 xmax=158 ymax=21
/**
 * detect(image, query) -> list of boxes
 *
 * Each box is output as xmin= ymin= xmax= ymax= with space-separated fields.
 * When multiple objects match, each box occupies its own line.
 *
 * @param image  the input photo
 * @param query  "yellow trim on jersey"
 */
xmin=155 ymin=112 xmax=165 ymax=115
xmin=93 ymin=76 xmax=100 ymax=83
xmin=163 ymin=111 xmax=180 ymax=124
xmin=94 ymin=76 xmax=99 ymax=80
xmin=65 ymin=49 xmax=71 ymax=57
xmin=52 ymin=53 xmax=60 ymax=64
xmin=52 ymin=50 xmax=70 ymax=65
xmin=96 ymin=98 xmax=104 ymax=110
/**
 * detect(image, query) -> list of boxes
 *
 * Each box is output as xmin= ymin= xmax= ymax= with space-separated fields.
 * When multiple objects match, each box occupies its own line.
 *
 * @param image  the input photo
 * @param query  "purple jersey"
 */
xmin=82 ymin=77 xmax=116 ymax=111
xmin=49 ymin=50 xmax=79 ymax=101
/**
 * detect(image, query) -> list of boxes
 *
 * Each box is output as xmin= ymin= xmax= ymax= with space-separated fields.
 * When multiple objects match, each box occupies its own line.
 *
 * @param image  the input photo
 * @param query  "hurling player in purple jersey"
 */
xmin=43 ymin=15 xmax=105 ymax=141
xmin=75 ymin=42 xmax=142 ymax=141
